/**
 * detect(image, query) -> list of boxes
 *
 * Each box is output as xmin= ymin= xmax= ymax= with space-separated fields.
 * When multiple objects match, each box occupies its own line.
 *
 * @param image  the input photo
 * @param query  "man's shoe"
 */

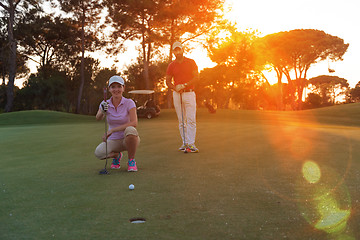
xmin=178 ymin=144 xmax=187 ymax=151
xmin=128 ymin=159 xmax=138 ymax=172
xmin=187 ymin=144 xmax=199 ymax=153
xmin=111 ymin=153 xmax=122 ymax=169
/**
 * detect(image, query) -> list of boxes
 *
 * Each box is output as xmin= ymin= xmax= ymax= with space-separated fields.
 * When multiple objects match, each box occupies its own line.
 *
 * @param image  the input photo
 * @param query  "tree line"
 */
xmin=0 ymin=0 xmax=359 ymax=114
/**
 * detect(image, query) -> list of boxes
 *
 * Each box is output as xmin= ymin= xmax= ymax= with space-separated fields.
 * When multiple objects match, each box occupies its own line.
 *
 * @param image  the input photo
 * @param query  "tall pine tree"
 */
xmin=58 ymin=0 xmax=102 ymax=113
xmin=0 ymin=0 xmax=41 ymax=112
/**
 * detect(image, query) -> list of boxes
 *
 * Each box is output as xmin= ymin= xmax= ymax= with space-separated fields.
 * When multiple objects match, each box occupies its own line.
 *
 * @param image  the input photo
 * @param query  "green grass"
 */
xmin=1 ymin=105 xmax=360 ymax=239
xmin=0 ymin=110 xmax=94 ymax=126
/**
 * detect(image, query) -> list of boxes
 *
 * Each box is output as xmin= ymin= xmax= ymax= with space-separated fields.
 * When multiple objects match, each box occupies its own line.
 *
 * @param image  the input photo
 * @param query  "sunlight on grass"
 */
xmin=255 ymin=107 xmax=357 ymax=239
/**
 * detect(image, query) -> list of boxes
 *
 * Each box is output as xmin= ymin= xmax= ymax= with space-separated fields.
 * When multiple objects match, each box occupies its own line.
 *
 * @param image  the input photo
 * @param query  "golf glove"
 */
xmin=175 ymin=84 xmax=185 ymax=92
xmin=101 ymin=101 xmax=108 ymax=113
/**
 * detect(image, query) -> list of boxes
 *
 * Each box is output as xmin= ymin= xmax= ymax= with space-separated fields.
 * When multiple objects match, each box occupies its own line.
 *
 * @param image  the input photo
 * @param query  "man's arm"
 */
xmin=186 ymin=69 xmax=199 ymax=87
xmin=166 ymin=75 xmax=175 ymax=91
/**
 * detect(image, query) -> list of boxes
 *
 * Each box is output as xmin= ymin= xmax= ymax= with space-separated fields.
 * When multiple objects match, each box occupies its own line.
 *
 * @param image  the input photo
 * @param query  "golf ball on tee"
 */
xmin=129 ymin=184 xmax=135 ymax=190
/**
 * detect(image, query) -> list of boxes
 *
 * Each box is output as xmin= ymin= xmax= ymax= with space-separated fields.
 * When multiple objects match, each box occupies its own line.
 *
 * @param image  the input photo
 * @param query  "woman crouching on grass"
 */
xmin=94 ymin=75 xmax=140 ymax=172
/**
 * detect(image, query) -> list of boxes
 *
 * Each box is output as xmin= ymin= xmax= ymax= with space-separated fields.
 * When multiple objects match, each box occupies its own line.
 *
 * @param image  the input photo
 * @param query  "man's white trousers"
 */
xmin=173 ymin=91 xmax=196 ymax=145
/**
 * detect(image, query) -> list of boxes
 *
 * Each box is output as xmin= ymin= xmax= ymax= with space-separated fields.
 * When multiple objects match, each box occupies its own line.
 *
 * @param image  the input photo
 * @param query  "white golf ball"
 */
xmin=129 ymin=184 xmax=135 ymax=190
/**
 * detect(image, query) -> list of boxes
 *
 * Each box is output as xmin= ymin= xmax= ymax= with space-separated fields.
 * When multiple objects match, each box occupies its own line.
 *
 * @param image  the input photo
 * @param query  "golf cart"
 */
xmin=128 ymin=90 xmax=161 ymax=119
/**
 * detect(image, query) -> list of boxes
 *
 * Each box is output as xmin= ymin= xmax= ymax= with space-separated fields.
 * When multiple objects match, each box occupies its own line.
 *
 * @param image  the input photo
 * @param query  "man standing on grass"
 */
xmin=166 ymin=41 xmax=199 ymax=153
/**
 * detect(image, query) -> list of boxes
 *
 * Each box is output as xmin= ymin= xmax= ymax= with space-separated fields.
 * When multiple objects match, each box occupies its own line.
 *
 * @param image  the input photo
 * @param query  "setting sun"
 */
xmin=187 ymin=0 xmax=359 ymax=88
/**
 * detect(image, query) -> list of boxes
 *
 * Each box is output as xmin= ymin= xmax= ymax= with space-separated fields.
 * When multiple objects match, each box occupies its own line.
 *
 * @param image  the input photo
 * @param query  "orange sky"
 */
xmin=201 ymin=0 xmax=360 ymax=87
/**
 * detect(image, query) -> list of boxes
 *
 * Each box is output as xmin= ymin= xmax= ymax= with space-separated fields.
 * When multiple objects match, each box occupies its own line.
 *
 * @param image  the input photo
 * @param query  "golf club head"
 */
xmin=99 ymin=168 xmax=109 ymax=175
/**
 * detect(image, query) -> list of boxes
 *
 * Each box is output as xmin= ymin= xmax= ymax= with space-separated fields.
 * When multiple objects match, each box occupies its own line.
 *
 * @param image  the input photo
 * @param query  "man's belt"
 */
xmin=183 ymin=89 xmax=194 ymax=92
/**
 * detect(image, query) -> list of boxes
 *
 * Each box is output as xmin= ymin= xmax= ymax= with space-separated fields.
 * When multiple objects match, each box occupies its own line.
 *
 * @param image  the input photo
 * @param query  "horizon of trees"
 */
xmin=1 ymin=0 xmax=359 ymax=115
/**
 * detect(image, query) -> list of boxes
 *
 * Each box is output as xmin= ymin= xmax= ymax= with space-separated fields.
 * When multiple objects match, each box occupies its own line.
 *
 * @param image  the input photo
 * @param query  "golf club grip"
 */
xmin=103 ymin=87 xmax=107 ymax=102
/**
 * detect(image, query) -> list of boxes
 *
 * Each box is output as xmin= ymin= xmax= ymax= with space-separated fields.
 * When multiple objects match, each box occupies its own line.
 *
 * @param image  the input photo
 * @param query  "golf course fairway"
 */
xmin=1 ymin=105 xmax=359 ymax=239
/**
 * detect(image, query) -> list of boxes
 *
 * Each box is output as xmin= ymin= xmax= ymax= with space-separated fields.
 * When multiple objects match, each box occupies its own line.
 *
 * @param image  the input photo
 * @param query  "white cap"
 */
xmin=172 ymin=41 xmax=183 ymax=50
xmin=108 ymin=75 xmax=125 ymax=87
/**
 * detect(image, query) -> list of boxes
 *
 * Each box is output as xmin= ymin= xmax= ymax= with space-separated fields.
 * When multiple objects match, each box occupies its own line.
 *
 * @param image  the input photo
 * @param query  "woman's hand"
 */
xmin=102 ymin=130 xmax=113 ymax=142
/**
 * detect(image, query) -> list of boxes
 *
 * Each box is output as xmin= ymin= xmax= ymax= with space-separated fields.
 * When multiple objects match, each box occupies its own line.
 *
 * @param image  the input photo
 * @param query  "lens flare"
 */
xmin=297 ymin=161 xmax=352 ymax=238
xmin=302 ymin=161 xmax=321 ymax=184
xmin=314 ymin=193 xmax=350 ymax=234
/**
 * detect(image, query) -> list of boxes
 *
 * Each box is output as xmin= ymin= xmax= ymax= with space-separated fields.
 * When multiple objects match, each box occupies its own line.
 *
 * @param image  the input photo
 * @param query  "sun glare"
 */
xmin=222 ymin=0 xmax=359 ymax=88
xmin=302 ymin=161 xmax=321 ymax=184
xmin=297 ymin=161 xmax=353 ymax=237
xmin=315 ymin=196 xmax=351 ymax=234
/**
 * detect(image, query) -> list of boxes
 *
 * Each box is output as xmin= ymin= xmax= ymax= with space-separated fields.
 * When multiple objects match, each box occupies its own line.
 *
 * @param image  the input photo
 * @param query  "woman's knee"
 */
xmin=94 ymin=150 xmax=103 ymax=159
xmin=124 ymin=127 xmax=140 ymax=146
xmin=94 ymin=143 xmax=105 ymax=159
xmin=124 ymin=126 xmax=139 ymax=137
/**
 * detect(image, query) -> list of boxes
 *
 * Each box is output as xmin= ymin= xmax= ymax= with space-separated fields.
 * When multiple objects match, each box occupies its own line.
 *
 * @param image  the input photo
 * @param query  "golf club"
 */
xmin=99 ymin=87 xmax=109 ymax=175
xmin=180 ymin=93 xmax=189 ymax=153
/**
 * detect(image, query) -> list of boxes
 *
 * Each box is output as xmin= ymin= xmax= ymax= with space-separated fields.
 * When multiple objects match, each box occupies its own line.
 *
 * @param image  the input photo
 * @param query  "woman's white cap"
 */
xmin=108 ymin=75 xmax=125 ymax=87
